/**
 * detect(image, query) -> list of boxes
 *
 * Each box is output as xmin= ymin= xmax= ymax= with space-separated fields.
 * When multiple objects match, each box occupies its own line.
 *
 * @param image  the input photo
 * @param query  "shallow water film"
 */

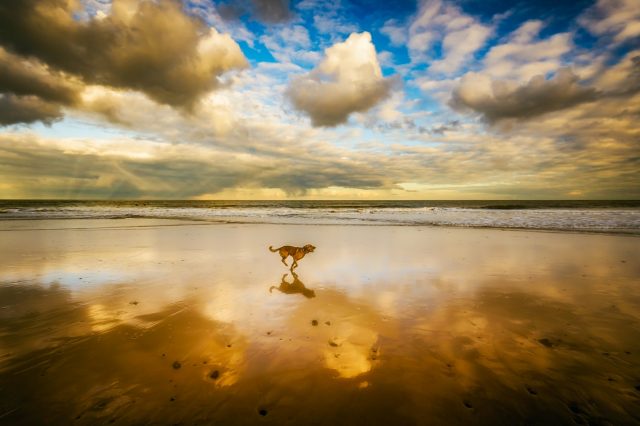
xmin=1 ymin=220 xmax=639 ymax=425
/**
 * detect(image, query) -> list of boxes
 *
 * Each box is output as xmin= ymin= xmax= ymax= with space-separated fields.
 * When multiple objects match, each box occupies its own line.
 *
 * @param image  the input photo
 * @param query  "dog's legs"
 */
xmin=291 ymin=260 xmax=298 ymax=270
xmin=281 ymin=256 xmax=288 ymax=267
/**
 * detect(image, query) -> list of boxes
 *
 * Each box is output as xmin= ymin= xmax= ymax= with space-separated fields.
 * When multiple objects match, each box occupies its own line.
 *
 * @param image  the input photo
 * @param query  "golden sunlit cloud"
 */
xmin=0 ymin=0 xmax=638 ymax=199
xmin=287 ymin=32 xmax=396 ymax=127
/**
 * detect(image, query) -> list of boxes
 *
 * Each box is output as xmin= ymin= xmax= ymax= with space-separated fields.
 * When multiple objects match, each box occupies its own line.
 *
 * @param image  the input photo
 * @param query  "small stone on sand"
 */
xmin=538 ymin=338 xmax=553 ymax=348
xmin=172 ymin=361 xmax=181 ymax=369
xmin=210 ymin=370 xmax=220 ymax=380
xmin=311 ymin=320 xmax=318 ymax=326
xmin=568 ymin=402 xmax=582 ymax=414
xmin=258 ymin=409 xmax=268 ymax=416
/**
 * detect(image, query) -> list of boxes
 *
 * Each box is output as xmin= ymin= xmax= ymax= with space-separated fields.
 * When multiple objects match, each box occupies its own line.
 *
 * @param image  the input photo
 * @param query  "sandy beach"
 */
xmin=1 ymin=219 xmax=639 ymax=425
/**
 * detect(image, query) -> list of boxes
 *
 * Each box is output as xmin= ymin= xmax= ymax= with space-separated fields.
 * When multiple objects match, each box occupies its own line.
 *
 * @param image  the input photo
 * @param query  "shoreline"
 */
xmin=1 ymin=217 xmax=639 ymax=237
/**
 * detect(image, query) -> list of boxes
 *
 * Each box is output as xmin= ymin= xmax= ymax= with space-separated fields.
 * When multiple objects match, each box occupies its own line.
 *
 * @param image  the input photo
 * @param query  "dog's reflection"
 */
xmin=269 ymin=272 xmax=316 ymax=299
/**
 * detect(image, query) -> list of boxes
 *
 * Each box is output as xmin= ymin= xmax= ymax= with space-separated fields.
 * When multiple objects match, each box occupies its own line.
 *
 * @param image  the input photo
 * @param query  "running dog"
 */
xmin=268 ymin=244 xmax=316 ymax=270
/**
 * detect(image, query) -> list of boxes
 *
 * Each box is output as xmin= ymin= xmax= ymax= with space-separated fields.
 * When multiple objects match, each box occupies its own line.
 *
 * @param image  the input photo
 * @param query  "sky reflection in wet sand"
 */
xmin=1 ymin=220 xmax=639 ymax=425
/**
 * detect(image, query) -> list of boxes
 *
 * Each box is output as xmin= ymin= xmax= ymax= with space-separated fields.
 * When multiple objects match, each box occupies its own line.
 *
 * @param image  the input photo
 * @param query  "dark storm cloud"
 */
xmin=214 ymin=0 xmax=291 ymax=24
xmin=251 ymin=0 xmax=291 ymax=23
xmin=0 ymin=134 xmax=392 ymax=199
xmin=0 ymin=48 xmax=81 ymax=105
xmin=0 ymin=137 xmax=242 ymax=198
xmin=0 ymin=94 xmax=63 ymax=126
xmin=260 ymin=165 xmax=386 ymax=196
xmin=216 ymin=2 xmax=246 ymax=20
xmin=0 ymin=0 xmax=247 ymax=113
xmin=450 ymin=68 xmax=598 ymax=123
xmin=0 ymin=47 xmax=81 ymax=125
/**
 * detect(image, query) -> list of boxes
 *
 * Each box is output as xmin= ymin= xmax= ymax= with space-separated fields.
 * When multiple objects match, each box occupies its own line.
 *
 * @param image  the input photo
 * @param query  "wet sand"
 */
xmin=1 ymin=219 xmax=639 ymax=425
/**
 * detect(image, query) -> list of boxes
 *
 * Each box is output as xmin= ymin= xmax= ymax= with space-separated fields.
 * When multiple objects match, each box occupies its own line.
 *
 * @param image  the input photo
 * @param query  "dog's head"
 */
xmin=303 ymin=244 xmax=316 ymax=253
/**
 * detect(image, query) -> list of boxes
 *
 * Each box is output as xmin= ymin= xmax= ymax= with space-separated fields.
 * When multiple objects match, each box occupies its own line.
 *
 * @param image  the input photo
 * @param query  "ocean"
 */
xmin=1 ymin=200 xmax=639 ymax=234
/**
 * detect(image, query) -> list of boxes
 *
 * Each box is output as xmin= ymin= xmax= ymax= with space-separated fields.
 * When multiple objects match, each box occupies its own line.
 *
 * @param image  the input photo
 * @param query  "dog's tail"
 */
xmin=268 ymin=245 xmax=279 ymax=252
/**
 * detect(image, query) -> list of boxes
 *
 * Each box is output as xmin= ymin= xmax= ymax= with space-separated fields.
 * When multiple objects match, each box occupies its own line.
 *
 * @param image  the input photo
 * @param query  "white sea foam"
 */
xmin=1 ymin=204 xmax=639 ymax=234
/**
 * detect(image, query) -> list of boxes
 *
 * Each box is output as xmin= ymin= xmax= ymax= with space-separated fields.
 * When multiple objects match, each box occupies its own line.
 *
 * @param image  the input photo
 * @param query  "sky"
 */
xmin=0 ymin=0 xmax=638 ymax=200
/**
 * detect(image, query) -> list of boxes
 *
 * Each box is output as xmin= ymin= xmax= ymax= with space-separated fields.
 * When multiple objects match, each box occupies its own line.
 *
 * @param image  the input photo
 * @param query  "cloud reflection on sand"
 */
xmin=1 ymin=221 xmax=640 ymax=424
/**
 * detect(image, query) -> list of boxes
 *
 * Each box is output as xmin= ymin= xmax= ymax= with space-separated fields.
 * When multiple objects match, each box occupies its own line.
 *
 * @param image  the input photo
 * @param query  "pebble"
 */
xmin=538 ymin=338 xmax=553 ymax=348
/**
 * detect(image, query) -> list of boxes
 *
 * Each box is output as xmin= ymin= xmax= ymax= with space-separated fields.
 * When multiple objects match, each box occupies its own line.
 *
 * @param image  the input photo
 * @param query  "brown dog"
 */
xmin=269 ymin=244 xmax=316 ymax=270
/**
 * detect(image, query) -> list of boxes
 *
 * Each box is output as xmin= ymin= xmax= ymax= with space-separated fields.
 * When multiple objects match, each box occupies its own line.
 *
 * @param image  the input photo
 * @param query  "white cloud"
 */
xmin=187 ymin=0 xmax=257 ymax=47
xmin=196 ymin=28 xmax=249 ymax=75
xmin=579 ymin=0 xmax=640 ymax=43
xmin=286 ymin=32 xmax=396 ymax=127
xmin=408 ymin=0 xmax=492 ymax=74
xmin=482 ymin=20 xmax=572 ymax=81
xmin=429 ymin=22 xmax=492 ymax=74
xmin=416 ymin=76 xmax=460 ymax=102
xmin=260 ymin=25 xmax=320 ymax=65
xmin=313 ymin=14 xmax=358 ymax=35
xmin=592 ymin=50 xmax=640 ymax=94
xmin=376 ymin=51 xmax=394 ymax=68
xmin=380 ymin=19 xmax=406 ymax=46
xmin=373 ymin=91 xmax=406 ymax=123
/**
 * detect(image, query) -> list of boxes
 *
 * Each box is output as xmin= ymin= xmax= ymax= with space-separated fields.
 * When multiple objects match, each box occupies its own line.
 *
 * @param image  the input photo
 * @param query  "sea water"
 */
xmin=0 ymin=200 xmax=638 ymax=234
